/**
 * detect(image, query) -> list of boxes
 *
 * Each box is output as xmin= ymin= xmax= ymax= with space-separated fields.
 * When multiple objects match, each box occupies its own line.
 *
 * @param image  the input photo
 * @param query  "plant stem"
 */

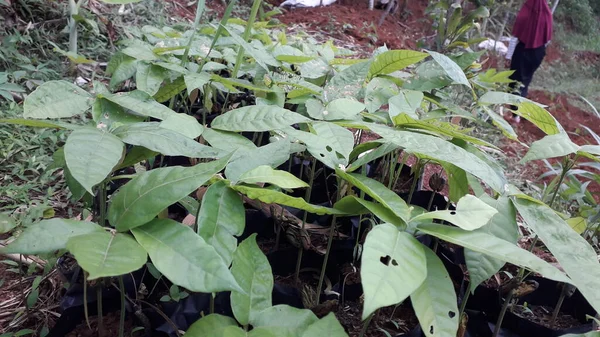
xmin=84 ymin=273 xmax=91 ymax=330
xmin=232 ymin=0 xmax=263 ymax=78
xmin=97 ymin=286 xmax=104 ymax=337
xmin=118 ymin=276 xmax=125 ymax=337
xmin=295 ymin=158 xmax=316 ymax=284
xmin=316 ymin=176 xmax=342 ymax=305
xmin=459 ymin=287 xmax=470 ymax=317
xmin=550 ymin=283 xmax=568 ymax=327
xmin=427 ymin=189 xmax=436 ymax=211
xmin=68 ymin=0 xmax=78 ymax=55
xmin=359 ymin=313 xmax=374 ymax=337
xmin=99 ymin=182 xmax=107 ymax=227
xmin=391 ymin=153 xmax=407 ymax=192
xmin=407 ymin=160 xmax=422 ymax=204
xmin=210 ymin=293 xmax=215 ymax=314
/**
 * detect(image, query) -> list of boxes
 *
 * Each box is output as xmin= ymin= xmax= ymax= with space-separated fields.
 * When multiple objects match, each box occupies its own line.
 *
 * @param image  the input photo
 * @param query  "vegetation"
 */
xmin=1 ymin=0 xmax=600 ymax=336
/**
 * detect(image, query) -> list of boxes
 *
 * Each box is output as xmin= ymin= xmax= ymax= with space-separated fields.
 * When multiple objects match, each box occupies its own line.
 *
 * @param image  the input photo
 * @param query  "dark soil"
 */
xmin=66 ymin=311 xmax=138 ymax=337
xmin=512 ymin=305 xmax=581 ymax=331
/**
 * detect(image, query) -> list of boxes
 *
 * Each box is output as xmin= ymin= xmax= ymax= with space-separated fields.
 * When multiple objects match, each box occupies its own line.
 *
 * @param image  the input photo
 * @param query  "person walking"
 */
xmin=505 ymin=0 xmax=553 ymax=123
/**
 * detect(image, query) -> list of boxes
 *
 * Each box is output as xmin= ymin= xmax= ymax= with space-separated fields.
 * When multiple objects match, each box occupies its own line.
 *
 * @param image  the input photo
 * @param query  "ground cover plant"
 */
xmin=1 ymin=0 xmax=600 ymax=336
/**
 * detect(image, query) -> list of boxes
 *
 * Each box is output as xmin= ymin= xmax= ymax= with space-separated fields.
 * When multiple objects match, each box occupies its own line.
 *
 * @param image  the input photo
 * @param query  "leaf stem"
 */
xmin=118 ymin=276 xmax=126 ymax=337
xmin=210 ymin=293 xmax=215 ymax=314
xmin=492 ymin=289 xmax=514 ymax=337
xmin=459 ymin=287 xmax=470 ymax=317
xmin=359 ymin=313 xmax=374 ymax=337
xmin=407 ymin=160 xmax=422 ymax=204
xmin=232 ymin=0 xmax=263 ymax=78
xmin=295 ymin=158 xmax=316 ymax=284
xmin=97 ymin=286 xmax=104 ymax=337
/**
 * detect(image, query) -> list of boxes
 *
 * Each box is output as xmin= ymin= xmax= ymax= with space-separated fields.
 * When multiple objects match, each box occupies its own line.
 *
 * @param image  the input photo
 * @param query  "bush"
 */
xmin=556 ymin=0 xmax=599 ymax=34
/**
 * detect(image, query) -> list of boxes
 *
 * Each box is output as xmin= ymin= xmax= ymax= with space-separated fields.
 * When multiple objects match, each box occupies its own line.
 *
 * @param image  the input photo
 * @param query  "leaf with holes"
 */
xmin=361 ymin=223 xmax=427 ymax=319
xmin=410 ymin=195 xmax=497 ymax=230
xmin=427 ymin=51 xmax=470 ymax=87
xmin=324 ymin=60 xmax=371 ymax=102
xmin=231 ymin=234 xmax=273 ymax=326
xmin=112 ymin=122 xmax=222 ymax=159
xmin=369 ymin=124 xmax=506 ymax=193
xmin=108 ymin=155 xmax=231 ymax=231
xmin=65 ymin=128 xmax=125 ymax=194
xmin=336 ymin=170 xmax=410 ymax=223
xmin=23 ymin=81 xmax=93 ymax=119
xmin=365 ymin=77 xmax=398 ymax=113
xmin=66 ymin=231 xmax=147 ymax=280
xmin=367 ymin=50 xmax=428 ymax=79
xmin=231 ymin=185 xmax=346 ymax=215
xmin=197 ymin=181 xmax=245 ymax=265
xmin=411 ymin=246 xmax=459 ymax=337
xmin=212 ymin=105 xmax=310 ymax=132
xmin=514 ymin=198 xmax=600 ymax=315
xmin=465 ymin=195 xmax=518 ymax=293
xmin=417 ymin=223 xmax=571 ymax=284
xmin=226 ymin=140 xmax=291 ymax=182
xmin=132 ymin=218 xmax=242 ymax=293
xmin=239 ymin=166 xmax=308 ymax=189
xmin=283 ymin=123 xmax=354 ymax=169
xmin=1 ymin=219 xmax=102 ymax=255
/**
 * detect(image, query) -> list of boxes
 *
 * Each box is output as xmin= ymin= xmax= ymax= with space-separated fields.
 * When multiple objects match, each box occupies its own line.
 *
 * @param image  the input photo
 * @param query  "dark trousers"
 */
xmin=509 ymin=41 xmax=546 ymax=98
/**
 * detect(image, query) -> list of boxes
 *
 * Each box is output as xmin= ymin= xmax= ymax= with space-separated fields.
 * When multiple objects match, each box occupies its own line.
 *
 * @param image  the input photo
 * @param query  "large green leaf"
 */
xmin=301 ymin=313 xmax=349 ymax=337
xmin=480 ymin=106 xmax=518 ymax=141
xmin=108 ymin=155 xmax=231 ymax=231
xmin=324 ymin=60 xmax=371 ymax=101
xmin=347 ymin=142 xmax=399 ymax=172
xmin=225 ymin=140 xmax=291 ymax=182
xmin=23 ymin=81 xmax=93 ymax=119
xmin=231 ymin=185 xmax=345 ymax=215
xmin=367 ymin=50 xmax=428 ymax=79
xmin=0 ymin=219 xmax=102 ymax=255
xmin=336 ymin=170 xmax=410 ymax=223
xmin=369 ymin=124 xmax=506 ymax=192
xmin=427 ymin=51 xmax=470 ymax=87
xmin=361 ymin=223 xmax=427 ymax=319
xmin=417 ymin=223 xmax=571 ymax=284
xmin=212 ymin=106 xmax=310 ymax=132
xmin=513 ymin=198 xmax=600 ymax=314
xmin=202 ymin=128 xmax=257 ymax=152
xmin=112 ymin=122 xmax=222 ymax=159
xmin=115 ymin=146 xmax=159 ymax=170
xmin=283 ymin=123 xmax=354 ymax=169
xmin=131 ymin=218 xmax=242 ymax=293
xmin=365 ymin=77 xmax=398 ymax=113
xmin=410 ymin=195 xmax=497 ymax=231
xmin=158 ymin=113 xmax=204 ymax=139
xmin=521 ymin=133 xmax=579 ymax=163
xmin=239 ymin=166 xmax=308 ymax=189
xmin=439 ymin=162 xmax=469 ymax=202
xmin=65 ymin=128 xmax=125 ymax=194
xmin=185 ymin=314 xmax=239 ymax=337
xmin=324 ymin=98 xmax=365 ymax=120
xmin=389 ymin=90 xmax=423 ymax=120
xmin=0 ymin=214 xmax=17 ymax=234
xmin=334 ymin=196 xmax=405 ymax=226
xmin=252 ymin=305 xmax=318 ymax=336
xmin=0 ymin=118 xmax=77 ymax=129
xmin=465 ymin=196 xmax=518 ymax=293
xmin=66 ymin=231 xmax=147 ymax=280
xmin=135 ymin=63 xmax=167 ymax=96
xmin=231 ymin=234 xmax=274 ymax=326
xmin=92 ymin=98 xmax=144 ymax=128
xmin=106 ymin=53 xmax=138 ymax=89
xmin=197 ymin=181 xmax=245 ymax=265
xmin=223 ymin=25 xmax=280 ymax=71
xmin=102 ymin=90 xmax=177 ymax=120
xmin=410 ymin=246 xmax=459 ymax=337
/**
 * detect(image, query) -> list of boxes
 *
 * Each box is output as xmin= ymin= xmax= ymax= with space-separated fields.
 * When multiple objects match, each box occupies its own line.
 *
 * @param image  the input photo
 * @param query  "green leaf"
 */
xmin=439 ymin=162 xmax=469 ymax=202
xmin=185 ymin=314 xmax=239 ymax=337
xmin=99 ymin=0 xmax=143 ymax=3
xmin=369 ymin=124 xmax=506 ymax=193
xmin=102 ymin=90 xmax=177 ymax=120
xmin=389 ymin=90 xmax=423 ymax=120
xmin=361 ymin=223 xmax=427 ymax=319
xmin=252 ymin=305 xmax=318 ymax=336
xmin=513 ymin=199 xmax=600 ymax=314
xmin=465 ymin=195 xmax=518 ymax=293
xmin=410 ymin=246 xmax=459 ymax=337
xmin=410 ymin=195 xmax=497 ymax=231
xmin=367 ymin=50 xmax=428 ymax=79
xmin=202 ymin=128 xmax=257 ymax=152
xmin=122 ymin=43 xmax=158 ymax=61
xmin=426 ymin=51 xmax=470 ymax=87
xmin=184 ymin=72 xmax=211 ymax=94
xmin=481 ymin=106 xmax=518 ymax=141
xmin=226 ymin=140 xmax=291 ymax=182
xmin=417 ymin=223 xmax=571 ymax=284
xmin=0 ymin=214 xmax=17 ymax=234
xmin=136 ymin=63 xmax=167 ymax=96
xmin=197 ymin=181 xmax=245 ymax=265
xmin=334 ymin=196 xmax=404 ymax=226
xmin=0 ymin=119 xmax=77 ymax=129
xmin=1 ymin=219 xmax=102 ymax=255
xmin=365 ymin=77 xmax=398 ymax=113
xmin=23 ymin=81 xmax=93 ymax=119
xmin=223 ymin=25 xmax=280 ymax=71
xmin=284 ymin=122 xmax=354 ymax=169
xmin=131 ymin=218 xmax=242 ymax=293
xmin=211 ymin=106 xmax=310 ymax=132
xmin=231 ymin=234 xmax=273 ymax=326
xmin=521 ymin=133 xmax=579 ymax=163
xmin=302 ymin=313 xmax=349 ymax=337
xmin=158 ymin=113 xmax=204 ymax=139
xmin=92 ymin=98 xmax=145 ymax=128
xmin=112 ymin=122 xmax=222 ymax=159
xmin=231 ymin=185 xmax=345 ymax=215
xmin=324 ymin=98 xmax=365 ymax=120
xmin=65 ymin=128 xmax=125 ymax=194
xmin=347 ymin=142 xmax=399 ymax=172
xmin=66 ymin=231 xmax=147 ymax=280
xmin=566 ymin=217 xmax=587 ymax=235
xmin=154 ymin=77 xmax=187 ymax=103
xmin=107 ymin=53 xmax=138 ymax=89
xmin=239 ymin=165 xmax=308 ymax=189
xmin=115 ymin=146 xmax=159 ymax=170
xmin=324 ymin=60 xmax=371 ymax=101
xmin=337 ymin=170 xmax=411 ymax=223
xmin=108 ymin=155 xmax=231 ymax=231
